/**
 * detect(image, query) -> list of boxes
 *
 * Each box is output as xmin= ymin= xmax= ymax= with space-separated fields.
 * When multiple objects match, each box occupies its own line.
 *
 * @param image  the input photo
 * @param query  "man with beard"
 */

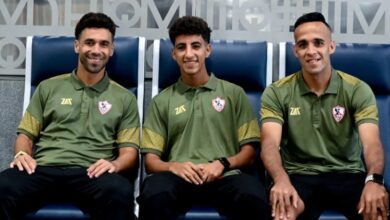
xmin=0 ymin=12 xmax=140 ymax=220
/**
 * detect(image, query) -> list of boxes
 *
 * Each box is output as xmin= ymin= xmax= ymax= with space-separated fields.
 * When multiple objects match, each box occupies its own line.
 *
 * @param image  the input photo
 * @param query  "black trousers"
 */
xmin=0 ymin=166 xmax=135 ymax=220
xmin=137 ymin=171 xmax=270 ymax=220
xmin=290 ymin=172 xmax=366 ymax=220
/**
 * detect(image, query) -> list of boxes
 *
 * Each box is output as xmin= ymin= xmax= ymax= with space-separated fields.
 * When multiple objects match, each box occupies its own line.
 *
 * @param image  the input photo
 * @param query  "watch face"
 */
xmin=373 ymin=173 xmax=384 ymax=183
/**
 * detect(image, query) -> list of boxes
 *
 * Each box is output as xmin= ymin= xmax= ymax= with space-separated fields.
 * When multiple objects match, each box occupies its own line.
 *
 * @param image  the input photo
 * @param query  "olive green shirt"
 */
xmin=261 ymin=70 xmax=378 ymax=174
xmin=142 ymin=74 xmax=260 ymax=172
xmin=18 ymin=71 xmax=140 ymax=168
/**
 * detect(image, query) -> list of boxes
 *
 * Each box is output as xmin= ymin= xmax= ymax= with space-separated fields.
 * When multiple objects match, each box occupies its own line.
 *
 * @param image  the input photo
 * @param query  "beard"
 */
xmin=80 ymin=55 xmax=108 ymax=74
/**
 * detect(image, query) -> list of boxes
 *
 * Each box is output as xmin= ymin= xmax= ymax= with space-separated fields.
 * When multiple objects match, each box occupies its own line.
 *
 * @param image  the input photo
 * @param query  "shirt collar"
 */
xmin=70 ymin=69 xmax=110 ymax=93
xmin=297 ymin=69 xmax=339 ymax=95
xmin=176 ymin=73 xmax=218 ymax=94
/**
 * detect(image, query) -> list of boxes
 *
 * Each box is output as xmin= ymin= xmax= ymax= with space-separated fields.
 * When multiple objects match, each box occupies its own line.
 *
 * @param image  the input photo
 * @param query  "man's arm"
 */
xmin=10 ymin=133 xmax=36 ymax=174
xmin=199 ymin=143 xmax=256 ymax=183
xmin=261 ymin=122 xmax=303 ymax=220
xmin=357 ymin=123 xmax=389 ymax=219
xmin=87 ymin=146 xmax=138 ymax=178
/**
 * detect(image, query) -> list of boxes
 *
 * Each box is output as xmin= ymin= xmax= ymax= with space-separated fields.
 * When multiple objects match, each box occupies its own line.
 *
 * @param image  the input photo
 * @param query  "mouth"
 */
xmin=184 ymin=60 xmax=198 ymax=64
xmin=306 ymin=57 xmax=321 ymax=64
xmin=88 ymin=56 xmax=103 ymax=65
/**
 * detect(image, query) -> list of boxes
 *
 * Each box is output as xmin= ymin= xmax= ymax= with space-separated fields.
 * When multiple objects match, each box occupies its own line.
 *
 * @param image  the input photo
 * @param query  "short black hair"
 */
xmin=169 ymin=16 xmax=212 ymax=44
xmin=294 ymin=12 xmax=331 ymax=31
xmin=75 ymin=12 xmax=117 ymax=40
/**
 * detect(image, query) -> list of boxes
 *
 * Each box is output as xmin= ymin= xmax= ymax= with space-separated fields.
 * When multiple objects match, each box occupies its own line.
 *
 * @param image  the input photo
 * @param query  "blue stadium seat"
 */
xmin=279 ymin=42 xmax=390 ymax=219
xmin=151 ymin=38 xmax=273 ymax=219
xmin=22 ymin=35 xmax=145 ymax=219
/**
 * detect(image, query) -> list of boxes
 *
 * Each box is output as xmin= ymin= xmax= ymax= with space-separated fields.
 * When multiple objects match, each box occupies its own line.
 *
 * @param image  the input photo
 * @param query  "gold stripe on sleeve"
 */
xmin=18 ymin=111 xmax=41 ymax=138
xmin=355 ymin=105 xmax=378 ymax=123
xmin=237 ymin=119 xmax=260 ymax=142
xmin=117 ymin=127 xmax=140 ymax=146
xmin=141 ymin=128 xmax=165 ymax=152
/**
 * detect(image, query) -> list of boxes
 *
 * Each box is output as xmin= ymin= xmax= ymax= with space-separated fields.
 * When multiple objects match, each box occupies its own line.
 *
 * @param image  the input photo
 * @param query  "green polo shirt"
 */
xmin=142 ymin=74 xmax=260 ymax=171
xmin=261 ymin=70 xmax=378 ymax=174
xmin=18 ymin=71 xmax=140 ymax=168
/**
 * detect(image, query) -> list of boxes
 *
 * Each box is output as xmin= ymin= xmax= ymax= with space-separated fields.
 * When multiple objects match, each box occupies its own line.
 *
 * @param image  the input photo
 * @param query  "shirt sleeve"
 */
xmin=352 ymin=81 xmax=378 ymax=125
xmin=260 ymin=85 xmax=285 ymax=125
xmin=141 ymin=97 xmax=167 ymax=156
xmin=116 ymin=92 xmax=140 ymax=148
xmin=17 ymin=83 xmax=46 ymax=140
xmin=233 ymin=86 xmax=260 ymax=146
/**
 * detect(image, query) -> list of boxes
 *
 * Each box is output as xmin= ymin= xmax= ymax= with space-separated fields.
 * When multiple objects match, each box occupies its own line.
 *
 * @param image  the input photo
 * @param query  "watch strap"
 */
xmin=365 ymin=173 xmax=384 ymax=185
xmin=217 ymin=157 xmax=230 ymax=173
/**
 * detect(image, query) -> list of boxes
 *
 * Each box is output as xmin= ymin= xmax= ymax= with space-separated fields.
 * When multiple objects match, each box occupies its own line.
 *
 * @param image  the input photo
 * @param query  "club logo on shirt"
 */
xmin=332 ymin=105 xmax=345 ymax=122
xmin=212 ymin=97 xmax=225 ymax=112
xmin=98 ymin=101 xmax=112 ymax=115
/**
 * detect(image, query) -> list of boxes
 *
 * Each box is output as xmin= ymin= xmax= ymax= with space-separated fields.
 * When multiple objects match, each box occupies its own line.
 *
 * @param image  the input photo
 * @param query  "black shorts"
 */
xmin=289 ymin=172 xmax=365 ymax=220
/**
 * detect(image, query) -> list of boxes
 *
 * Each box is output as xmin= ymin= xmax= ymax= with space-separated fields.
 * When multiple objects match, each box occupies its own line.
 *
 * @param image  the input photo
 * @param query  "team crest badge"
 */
xmin=98 ymin=101 xmax=112 ymax=115
xmin=212 ymin=97 xmax=225 ymax=112
xmin=332 ymin=105 xmax=345 ymax=122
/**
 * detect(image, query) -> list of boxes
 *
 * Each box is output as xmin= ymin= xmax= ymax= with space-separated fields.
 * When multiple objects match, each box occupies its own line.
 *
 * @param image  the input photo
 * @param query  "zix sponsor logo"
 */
xmin=175 ymin=105 xmax=186 ymax=115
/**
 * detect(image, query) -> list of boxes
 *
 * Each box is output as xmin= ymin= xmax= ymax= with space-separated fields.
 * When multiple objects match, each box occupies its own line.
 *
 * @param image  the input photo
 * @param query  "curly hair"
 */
xmin=75 ymin=12 xmax=117 ymax=40
xmin=169 ymin=16 xmax=212 ymax=44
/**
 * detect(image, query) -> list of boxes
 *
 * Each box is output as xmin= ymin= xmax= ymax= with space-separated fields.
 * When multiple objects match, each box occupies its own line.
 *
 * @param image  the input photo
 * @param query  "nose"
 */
xmin=184 ymin=47 xmax=194 ymax=58
xmin=90 ymin=43 xmax=101 ymax=54
xmin=306 ymin=43 xmax=316 ymax=55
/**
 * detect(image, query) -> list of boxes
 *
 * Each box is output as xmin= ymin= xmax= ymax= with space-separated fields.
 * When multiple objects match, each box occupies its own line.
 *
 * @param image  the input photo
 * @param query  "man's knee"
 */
xmin=97 ymin=173 xmax=134 ymax=204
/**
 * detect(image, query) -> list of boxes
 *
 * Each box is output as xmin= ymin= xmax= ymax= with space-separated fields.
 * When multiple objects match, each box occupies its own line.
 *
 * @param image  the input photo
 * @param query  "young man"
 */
xmin=260 ymin=12 xmax=389 ymax=220
xmin=138 ymin=16 xmax=269 ymax=220
xmin=0 ymin=12 xmax=139 ymax=220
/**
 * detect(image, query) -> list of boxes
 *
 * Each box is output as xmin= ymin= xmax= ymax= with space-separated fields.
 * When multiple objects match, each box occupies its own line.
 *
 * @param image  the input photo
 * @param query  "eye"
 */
xmin=175 ymin=44 xmax=185 ymax=51
xmin=192 ymin=43 xmax=201 ymax=49
xmin=297 ymin=42 xmax=307 ymax=49
xmin=84 ymin=40 xmax=95 ymax=46
xmin=314 ymin=39 xmax=325 ymax=47
xmin=100 ymin=41 xmax=110 ymax=48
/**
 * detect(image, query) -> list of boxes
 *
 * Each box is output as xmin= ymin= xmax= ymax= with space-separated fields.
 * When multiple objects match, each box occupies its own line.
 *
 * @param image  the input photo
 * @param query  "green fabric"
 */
xmin=18 ymin=71 xmax=140 ymax=168
xmin=261 ymin=70 xmax=378 ymax=174
xmin=142 ymin=74 xmax=260 ymax=171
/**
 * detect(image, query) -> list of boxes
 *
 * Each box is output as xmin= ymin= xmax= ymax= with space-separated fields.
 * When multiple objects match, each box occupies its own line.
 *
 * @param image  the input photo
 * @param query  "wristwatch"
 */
xmin=365 ymin=173 xmax=384 ymax=185
xmin=217 ymin=157 xmax=230 ymax=173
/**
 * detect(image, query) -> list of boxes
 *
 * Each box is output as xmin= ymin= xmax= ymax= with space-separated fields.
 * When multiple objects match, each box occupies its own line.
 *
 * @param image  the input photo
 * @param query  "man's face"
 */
xmin=74 ymin=28 xmax=114 ymax=75
xmin=293 ymin=21 xmax=335 ymax=76
xmin=171 ymin=34 xmax=211 ymax=77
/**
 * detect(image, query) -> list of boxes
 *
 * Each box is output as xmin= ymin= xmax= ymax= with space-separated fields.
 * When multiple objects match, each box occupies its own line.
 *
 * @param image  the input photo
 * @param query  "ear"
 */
xmin=293 ymin=44 xmax=299 ymax=58
xmin=110 ymin=43 xmax=115 ymax=57
xmin=171 ymin=48 xmax=177 ymax=61
xmin=206 ymin=43 xmax=211 ymax=58
xmin=74 ymin=40 xmax=80 ymax=54
xmin=329 ymin=40 xmax=336 ymax=55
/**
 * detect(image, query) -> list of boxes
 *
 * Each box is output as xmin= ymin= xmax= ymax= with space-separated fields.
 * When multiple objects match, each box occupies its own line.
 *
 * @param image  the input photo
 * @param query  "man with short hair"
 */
xmin=0 ymin=12 xmax=139 ymax=220
xmin=260 ymin=12 xmax=389 ymax=220
xmin=138 ymin=16 xmax=270 ymax=220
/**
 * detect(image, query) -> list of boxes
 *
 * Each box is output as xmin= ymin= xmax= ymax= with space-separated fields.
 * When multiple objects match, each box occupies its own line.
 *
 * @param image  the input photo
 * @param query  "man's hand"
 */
xmin=197 ymin=160 xmax=224 ymax=183
xmin=270 ymin=180 xmax=303 ymax=220
xmin=358 ymin=182 xmax=389 ymax=220
xmin=168 ymin=161 xmax=205 ymax=185
xmin=10 ymin=153 xmax=36 ymax=175
xmin=87 ymin=159 xmax=118 ymax=178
